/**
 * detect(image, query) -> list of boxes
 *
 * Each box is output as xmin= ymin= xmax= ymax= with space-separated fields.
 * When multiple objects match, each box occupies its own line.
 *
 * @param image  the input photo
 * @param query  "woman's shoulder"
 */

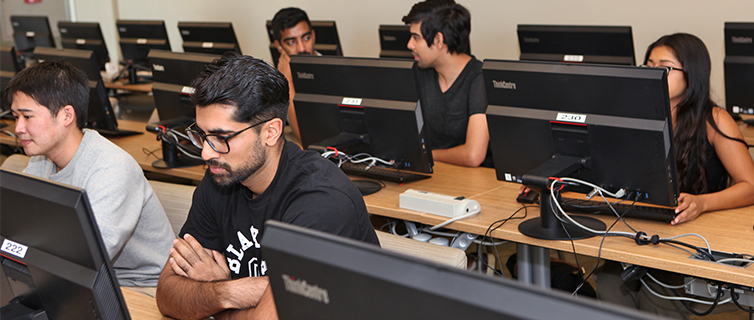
xmin=707 ymin=106 xmax=745 ymax=143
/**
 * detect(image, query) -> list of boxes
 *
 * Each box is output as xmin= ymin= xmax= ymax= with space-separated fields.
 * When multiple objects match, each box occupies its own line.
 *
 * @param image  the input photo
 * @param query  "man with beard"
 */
xmin=270 ymin=7 xmax=319 ymax=143
xmin=403 ymin=0 xmax=491 ymax=167
xmin=155 ymin=53 xmax=379 ymax=320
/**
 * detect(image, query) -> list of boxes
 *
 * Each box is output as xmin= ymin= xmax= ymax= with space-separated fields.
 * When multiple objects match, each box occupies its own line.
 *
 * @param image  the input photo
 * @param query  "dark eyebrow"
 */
xmin=282 ymin=30 xmax=313 ymax=43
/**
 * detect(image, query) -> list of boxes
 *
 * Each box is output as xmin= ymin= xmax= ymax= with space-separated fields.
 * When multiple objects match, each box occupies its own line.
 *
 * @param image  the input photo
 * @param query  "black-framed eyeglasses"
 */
xmin=640 ymin=64 xmax=685 ymax=75
xmin=186 ymin=118 xmax=273 ymax=154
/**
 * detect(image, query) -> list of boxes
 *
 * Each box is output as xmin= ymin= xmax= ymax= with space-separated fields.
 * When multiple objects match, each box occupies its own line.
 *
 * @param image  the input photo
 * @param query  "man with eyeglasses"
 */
xmin=155 ymin=52 xmax=379 ymax=319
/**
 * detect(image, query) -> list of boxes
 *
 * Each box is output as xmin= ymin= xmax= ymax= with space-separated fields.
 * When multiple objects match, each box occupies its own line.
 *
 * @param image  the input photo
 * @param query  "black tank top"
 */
xmin=701 ymin=139 xmax=728 ymax=193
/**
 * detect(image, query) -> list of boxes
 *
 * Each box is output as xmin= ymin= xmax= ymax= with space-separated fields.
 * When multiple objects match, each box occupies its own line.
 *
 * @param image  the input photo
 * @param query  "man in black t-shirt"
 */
xmin=403 ymin=0 xmax=491 ymax=167
xmin=155 ymin=52 xmax=379 ymax=320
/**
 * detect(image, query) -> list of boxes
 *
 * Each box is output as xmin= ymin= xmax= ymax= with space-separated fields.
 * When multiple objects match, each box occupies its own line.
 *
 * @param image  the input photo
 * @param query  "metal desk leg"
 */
xmin=517 ymin=243 xmax=532 ymax=284
xmin=516 ymin=243 xmax=550 ymax=288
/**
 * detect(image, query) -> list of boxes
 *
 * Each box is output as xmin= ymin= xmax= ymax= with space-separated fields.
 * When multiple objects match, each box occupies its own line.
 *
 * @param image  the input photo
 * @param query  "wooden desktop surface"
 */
xmin=122 ymin=288 xmax=170 ymax=319
xmin=3 ymin=119 xmax=754 ymax=288
xmin=104 ymin=80 xmax=153 ymax=93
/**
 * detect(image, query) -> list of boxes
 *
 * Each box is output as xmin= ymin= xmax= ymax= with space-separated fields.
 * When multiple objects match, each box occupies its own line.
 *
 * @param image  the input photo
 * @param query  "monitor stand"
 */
xmin=517 ymin=155 xmax=606 ymax=240
xmin=152 ymin=138 xmax=204 ymax=169
xmin=1 ymin=299 xmax=48 ymax=320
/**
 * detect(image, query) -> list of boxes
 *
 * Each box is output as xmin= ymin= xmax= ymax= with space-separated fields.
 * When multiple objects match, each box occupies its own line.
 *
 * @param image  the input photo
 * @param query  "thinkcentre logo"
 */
xmin=282 ymin=274 xmax=330 ymax=304
xmin=297 ymin=72 xmax=314 ymax=80
xmin=493 ymin=80 xmax=516 ymax=89
xmin=732 ymin=36 xmax=753 ymax=44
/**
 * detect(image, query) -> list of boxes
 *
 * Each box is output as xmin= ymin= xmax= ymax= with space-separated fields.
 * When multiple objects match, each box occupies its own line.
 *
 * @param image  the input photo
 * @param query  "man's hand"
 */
xmin=169 ymin=233 xmax=230 ymax=282
xmin=276 ymin=45 xmax=293 ymax=82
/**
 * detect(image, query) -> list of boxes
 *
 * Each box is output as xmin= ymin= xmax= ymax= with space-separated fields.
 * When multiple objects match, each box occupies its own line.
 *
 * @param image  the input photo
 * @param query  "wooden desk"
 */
xmin=122 ymin=287 xmax=170 ymax=319
xmin=105 ymin=80 xmax=153 ymax=93
xmin=741 ymin=122 xmax=754 ymax=146
xmin=362 ymin=162 xmax=754 ymax=288
xmin=5 ymin=119 xmax=753 ymax=288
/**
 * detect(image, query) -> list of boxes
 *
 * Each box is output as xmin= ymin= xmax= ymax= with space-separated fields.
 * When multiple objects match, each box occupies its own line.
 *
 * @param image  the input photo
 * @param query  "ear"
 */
xmin=274 ymin=40 xmax=283 ymax=52
xmin=262 ymin=118 xmax=285 ymax=147
xmin=433 ymin=32 xmax=445 ymax=49
xmin=310 ymin=29 xmax=316 ymax=42
xmin=58 ymin=105 xmax=77 ymax=128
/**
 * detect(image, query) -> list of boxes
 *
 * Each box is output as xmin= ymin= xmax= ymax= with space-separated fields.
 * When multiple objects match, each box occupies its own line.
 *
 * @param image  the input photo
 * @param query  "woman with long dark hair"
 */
xmin=643 ymin=33 xmax=754 ymax=225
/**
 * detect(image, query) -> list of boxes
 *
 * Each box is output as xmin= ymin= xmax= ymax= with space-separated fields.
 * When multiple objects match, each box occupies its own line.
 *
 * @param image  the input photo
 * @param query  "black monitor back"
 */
xmin=33 ymin=47 xmax=120 ymax=133
xmin=484 ymin=59 xmax=677 ymax=207
xmin=266 ymin=20 xmax=343 ymax=66
xmin=178 ymin=22 xmax=241 ymax=55
xmin=291 ymin=55 xmax=432 ymax=173
xmin=148 ymin=50 xmax=219 ymax=121
xmin=262 ymin=220 xmax=664 ymax=320
xmin=517 ymin=25 xmax=635 ymax=66
xmin=10 ymin=15 xmax=56 ymax=54
xmin=58 ymin=21 xmax=110 ymax=70
xmin=723 ymin=22 xmax=754 ymax=115
xmin=379 ymin=25 xmax=413 ymax=59
xmin=0 ymin=169 xmax=130 ymax=320
xmin=117 ymin=20 xmax=171 ymax=65
xmin=1 ymin=46 xmax=22 ymax=111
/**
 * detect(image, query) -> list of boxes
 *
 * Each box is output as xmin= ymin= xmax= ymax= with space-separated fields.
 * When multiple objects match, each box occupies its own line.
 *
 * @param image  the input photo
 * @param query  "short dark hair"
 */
xmin=271 ymin=7 xmax=311 ymax=41
xmin=190 ymin=52 xmax=289 ymax=126
xmin=402 ymin=0 xmax=471 ymax=55
xmin=4 ymin=60 xmax=89 ymax=129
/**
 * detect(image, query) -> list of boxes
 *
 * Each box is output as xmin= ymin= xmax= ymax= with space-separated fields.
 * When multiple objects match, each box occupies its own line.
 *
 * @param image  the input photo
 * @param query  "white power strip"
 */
xmin=399 ymin=189 xmax=481 ymax=218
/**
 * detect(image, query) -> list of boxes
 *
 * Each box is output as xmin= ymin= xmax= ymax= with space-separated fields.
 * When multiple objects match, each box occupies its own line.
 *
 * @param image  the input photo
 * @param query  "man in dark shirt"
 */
xmin=271 ymin=7 xmax=317 ymax=142
xmin=403 ymin=0 xmax=491 ymax=167
xmin=155 ymin=52 xmax=379 ymax=320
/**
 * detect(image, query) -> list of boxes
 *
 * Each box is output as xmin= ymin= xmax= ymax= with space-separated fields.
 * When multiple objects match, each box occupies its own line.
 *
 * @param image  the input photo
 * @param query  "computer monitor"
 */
xmin=178 ymin=22 xmax=241 ymax=55
xmin=10 ymin=16 xmax=56 ymax=55
xmin=116 ymin=20 xmax=171 ymax=83
xmin=517 ymin=25 xmax=635 ymax=66
xmin=58 ymin=21 xmax=110 ymax=71
xmin=723 ymin=22 xmax=754 ymax=116
xmin=33 ymin=47 xmax=140 ymax=137
xmin=262 ymin=220 xmax=661 ymax=320
xmin=378 ymin=25 xmax=413 ymax=59
xmin=484 ymin=59 xmax=678 ymax=240
xmin=146 ymin=49 xmax=215 ymax=168
xmin=290 ymin=55 xmax=433 ymax=173
xmin=1 ymin=46 xmax=22 ymax=111
xmin=266 ymin=20 xmax=343 ymax=67
xmin=0 ymin=168 xmax=130 ymax=320
xmin=149 ymin=49 xmax=219 ymax=121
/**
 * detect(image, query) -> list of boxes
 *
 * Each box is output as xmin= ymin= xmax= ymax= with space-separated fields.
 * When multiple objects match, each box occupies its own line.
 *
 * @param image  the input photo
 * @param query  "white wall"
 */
xmin=67 ymin=0 xmax=754 ymax=105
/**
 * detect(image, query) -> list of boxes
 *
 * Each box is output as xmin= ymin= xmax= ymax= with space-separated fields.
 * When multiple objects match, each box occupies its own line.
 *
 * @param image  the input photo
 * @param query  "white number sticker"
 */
xmin=136 ymin=38 xmax=147 ymax=44
xmin=181 ymin=86 xmax=196 ymax=94
xmin=76 ymin=38 xmax=86 ymax=45
xmin=341 ymin=97 xmax=362 ymax=106
xmin=2 ymin=239 xmax=28 ymax=259
xmin=202 ymin=42 xmax=214 ymax=48
xmin=556 ymin=112 xmax=587 ymax=123
xmin=563 ymin=55 xmax=584 ymax=62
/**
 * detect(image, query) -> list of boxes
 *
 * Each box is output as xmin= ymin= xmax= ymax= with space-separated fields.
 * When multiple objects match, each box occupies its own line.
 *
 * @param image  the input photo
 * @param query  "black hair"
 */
xmin=402 ymin=0 xmax=471 ymax=55
xmin=4 ymin=60 xmax=89 ymax=129
xmin=190 ymin=52 xmax=289 ymax=128
xmin=644 ymin=33 xmax=746 ymax=194
xmin=271 ymin=7 xmax=312 ymax=41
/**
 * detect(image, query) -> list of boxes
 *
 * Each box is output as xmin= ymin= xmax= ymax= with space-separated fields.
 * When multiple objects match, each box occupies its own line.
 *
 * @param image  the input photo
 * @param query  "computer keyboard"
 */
xmin=339 ymin=162 xmax=431 ymax=183
xmin=559 ymin=197 xmax=677 ymax=222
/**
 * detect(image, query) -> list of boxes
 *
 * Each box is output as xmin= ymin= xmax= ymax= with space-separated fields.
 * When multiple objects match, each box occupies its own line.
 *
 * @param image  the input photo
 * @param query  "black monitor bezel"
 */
xmin=0 ymin=168 xmax=130 ymax=320
xmin=178 ymin=21 xmax=241 ymax=55
xmin=58 ymin=21 xmax=110 ymax=70
xmin=262 ymin=220 xmax=661 ymax=320
xmin=517 ymin=24 xmax=636 ymax=66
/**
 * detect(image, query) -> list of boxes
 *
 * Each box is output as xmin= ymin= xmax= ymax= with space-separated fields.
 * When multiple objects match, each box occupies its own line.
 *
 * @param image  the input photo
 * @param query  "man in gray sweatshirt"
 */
xmin=5 ymin=60 xmax=174 ymax=288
